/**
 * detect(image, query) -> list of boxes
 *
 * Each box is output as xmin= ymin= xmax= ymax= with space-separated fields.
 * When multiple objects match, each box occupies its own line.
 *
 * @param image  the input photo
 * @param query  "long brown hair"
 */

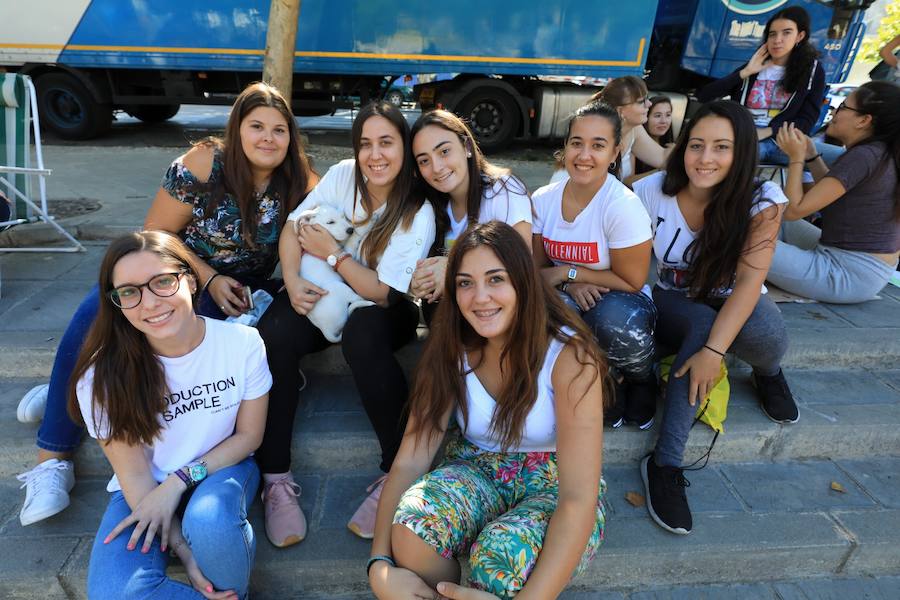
xmin=410 ymin=109 xmax=529 ymax=249
xmin=194 ymin=81 xmax=313 ymax=247
xmin=408 ymin=221 xmax=608 ymax=451
xmin=351 ymin=101 xmax=426 ymax=267
xmin=662 ymin=100 xmax=775 ymax=300
xmin=67 ymin=231 xmax=204 ymax=445
xmin=592 ymin=75 xmax=648 ymax=108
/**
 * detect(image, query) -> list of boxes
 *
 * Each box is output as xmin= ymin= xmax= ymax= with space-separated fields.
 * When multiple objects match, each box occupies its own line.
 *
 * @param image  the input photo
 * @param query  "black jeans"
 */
xmin=255 ymin=290 xmax=420 ymax=473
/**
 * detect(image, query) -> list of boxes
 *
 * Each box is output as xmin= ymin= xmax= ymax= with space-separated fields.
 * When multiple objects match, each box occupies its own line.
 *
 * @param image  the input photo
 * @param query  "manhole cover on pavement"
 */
xmin=46 ymin=198 xmax=102 ymax=219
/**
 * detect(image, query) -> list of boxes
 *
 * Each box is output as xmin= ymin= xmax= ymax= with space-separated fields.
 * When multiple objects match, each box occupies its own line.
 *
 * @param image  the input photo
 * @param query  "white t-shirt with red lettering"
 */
xmin=532 ymin=175 xmax=651 ymax=271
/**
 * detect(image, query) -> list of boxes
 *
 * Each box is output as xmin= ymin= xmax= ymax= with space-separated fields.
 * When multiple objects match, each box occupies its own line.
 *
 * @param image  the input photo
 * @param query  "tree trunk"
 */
xmin=263 ymin=0 xmax=301 ymax=100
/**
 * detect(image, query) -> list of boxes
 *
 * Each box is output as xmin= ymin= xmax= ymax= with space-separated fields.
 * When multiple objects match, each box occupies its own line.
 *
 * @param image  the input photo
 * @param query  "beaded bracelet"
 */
xmin=366 ymin=555 xmax=396 ymax=576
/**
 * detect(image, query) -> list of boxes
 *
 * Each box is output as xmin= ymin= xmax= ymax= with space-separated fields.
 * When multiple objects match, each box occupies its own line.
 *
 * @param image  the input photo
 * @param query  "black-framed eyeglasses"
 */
xmin=836 ymin=102 xmax=864 ymax=115
xmin=108 ymin=271 xmax=187 ymax=309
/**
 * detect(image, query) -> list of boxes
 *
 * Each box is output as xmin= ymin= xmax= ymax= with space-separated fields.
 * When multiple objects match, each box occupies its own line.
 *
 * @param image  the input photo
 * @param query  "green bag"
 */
xmin=658 ymin=354 xmax=729 ymax=434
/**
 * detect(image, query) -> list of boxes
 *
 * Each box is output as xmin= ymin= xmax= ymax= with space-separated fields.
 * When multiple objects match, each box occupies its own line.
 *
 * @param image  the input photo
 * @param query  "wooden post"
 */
xmin=263 ymin=0 xmax=302 ymax=101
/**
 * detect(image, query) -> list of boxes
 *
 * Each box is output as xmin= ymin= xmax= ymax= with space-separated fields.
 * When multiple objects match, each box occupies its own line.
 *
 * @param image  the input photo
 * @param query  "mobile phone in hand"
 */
xmin=241 ymin=286 xmax=254 ymax=311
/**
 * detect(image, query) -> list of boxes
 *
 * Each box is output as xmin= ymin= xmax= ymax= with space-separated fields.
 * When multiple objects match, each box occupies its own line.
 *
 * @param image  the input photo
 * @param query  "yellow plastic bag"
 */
xmin=658 ymin=354 xmax=729 ymax=434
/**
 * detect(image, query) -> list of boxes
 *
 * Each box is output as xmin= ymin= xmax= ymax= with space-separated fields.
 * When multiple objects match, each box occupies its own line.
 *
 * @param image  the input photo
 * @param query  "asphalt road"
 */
xmin=41 ymin=105 xmax=557 ymax=162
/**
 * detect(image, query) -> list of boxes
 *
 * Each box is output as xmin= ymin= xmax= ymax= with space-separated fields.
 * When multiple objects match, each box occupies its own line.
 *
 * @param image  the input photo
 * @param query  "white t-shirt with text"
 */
xmin=77 ymin=319 xmax=272 ymax=492
xmin=634 ymin=171 xmax=787 ymax=295
xmin=532 ymin=175 xmax=651 ymax=271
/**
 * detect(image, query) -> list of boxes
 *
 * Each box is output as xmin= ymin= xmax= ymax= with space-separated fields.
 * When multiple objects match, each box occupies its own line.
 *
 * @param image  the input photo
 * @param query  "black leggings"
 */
xmin=255 ymin=290 xmax=420 ymax=473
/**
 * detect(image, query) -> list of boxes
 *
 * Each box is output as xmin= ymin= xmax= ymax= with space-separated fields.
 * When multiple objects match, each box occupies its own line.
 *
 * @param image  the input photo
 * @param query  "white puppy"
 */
xmin=294 ymin=204 xmax=374 ymax=342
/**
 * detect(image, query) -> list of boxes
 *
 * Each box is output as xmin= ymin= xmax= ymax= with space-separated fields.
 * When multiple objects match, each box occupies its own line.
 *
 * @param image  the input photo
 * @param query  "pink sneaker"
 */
xmin=261 ymin=473 xmax=307 ymax=548
xmin=347 ymin=474 xmax=387 ymax=539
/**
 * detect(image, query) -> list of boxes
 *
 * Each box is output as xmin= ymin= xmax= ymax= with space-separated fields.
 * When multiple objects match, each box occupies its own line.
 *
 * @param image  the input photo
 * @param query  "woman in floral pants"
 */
xmin=367 ymin=221 xmax=609 ymax=599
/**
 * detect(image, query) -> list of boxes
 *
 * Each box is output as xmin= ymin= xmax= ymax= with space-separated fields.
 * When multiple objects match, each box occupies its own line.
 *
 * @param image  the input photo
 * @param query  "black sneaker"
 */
xmin=605 ymin=377 xmax=625 ymax=428
xmin=624 ymin=378 xmax=657 ymax=430
xmin=641 ymin=454 xmax=692 ymax=535
xmin=752 ymin=369 xmax=799 ymax=424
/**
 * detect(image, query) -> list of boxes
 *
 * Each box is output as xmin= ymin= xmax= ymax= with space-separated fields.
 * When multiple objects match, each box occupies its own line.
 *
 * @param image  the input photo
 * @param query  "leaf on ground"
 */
xmin=830 ymin=481 xmax=846 ymax=493
xmin=625 ymin=491 xmax=645 ymax=507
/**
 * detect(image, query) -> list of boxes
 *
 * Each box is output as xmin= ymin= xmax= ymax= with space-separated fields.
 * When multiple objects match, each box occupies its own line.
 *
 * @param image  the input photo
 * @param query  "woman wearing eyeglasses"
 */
xmin=549 ymin=76 xmax=670 ymax=186
xmin=15 ymin=82 xmax=316 ymax=533
xmin=770 ymin=81 xmax=900 ymax=303
xmin=71 ymin=231 xmax=270 ymax=600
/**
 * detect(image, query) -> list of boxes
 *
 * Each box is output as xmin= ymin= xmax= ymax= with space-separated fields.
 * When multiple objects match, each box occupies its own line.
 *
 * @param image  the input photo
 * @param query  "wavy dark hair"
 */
xmin=68 ymin=231 xmax=204 ymax=445
xmin=192 ymin=82 xmax=313 ymax=249
xmin=558 ymin=100 xmax=623 ymax=177
xmin=408 ymin=221 xmax=608 ymax=451
xmin=591 ymin=75 xmax=648 ymax=108
xmin=844 ymin=81 xmax=900 ymax=219
xmin=662 ymin=100 xmax=776 ymax=300
xmin=351 ymin=101 xmax=426 ymax=267
xmin=411 ymin=109 xmax=529 ymax=250
xmin=637 ymin=96 xmax=675 ymax=174
xmin=763 ymin=6 xmax=817 ymax=94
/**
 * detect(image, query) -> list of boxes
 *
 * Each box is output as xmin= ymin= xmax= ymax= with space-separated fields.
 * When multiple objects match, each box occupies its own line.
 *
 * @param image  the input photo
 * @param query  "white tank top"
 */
xmin=456 ymin=330 xmax=571 ymax=453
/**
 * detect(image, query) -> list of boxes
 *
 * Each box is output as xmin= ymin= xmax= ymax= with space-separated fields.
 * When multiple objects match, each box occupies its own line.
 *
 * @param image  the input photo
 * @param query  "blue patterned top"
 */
xmin=161 ymin=150 xmax=281 ymax=279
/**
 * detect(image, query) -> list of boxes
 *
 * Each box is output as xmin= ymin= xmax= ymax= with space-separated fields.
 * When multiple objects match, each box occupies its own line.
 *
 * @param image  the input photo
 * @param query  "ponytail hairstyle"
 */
xmin=68 ymin=231 xmax=204 ymax=445
xmin=194 ymin=82 xmax=314 ymax=248
xmin=849 ymin=80 xmax=900 ymax=219
xmin=411 ymin=109 xmax=528 ymax=249
xmin=662 ymin=100 xmax=776 ymax=300
xmin=351 ymin=101 xmax=426 ymax=267
xmin=763 ymin=6 xmax=817 ymax=94
xmin=407 ymin=221 xmax=608 ymax=451
xmin=562 ymin=100 xmax=623 ymax=177
xmin=592 ymin=75 xmax=648 ymax=109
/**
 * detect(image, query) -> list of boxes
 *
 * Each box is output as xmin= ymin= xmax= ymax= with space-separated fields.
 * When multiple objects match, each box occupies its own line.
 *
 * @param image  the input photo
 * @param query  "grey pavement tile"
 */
xmin=0 ymin=477 xmax=107 ymax=537
xmin=775 ymin=575 xmax=900 ymax=599
xmin=0 ymin=280 xmax=92 ymax=331
xmin=835 ymin=458 xmax=900 ymax=509
xmin=0 ymin=279 xmax=54 ymax=318
xmin=778 ymin=402 xmax=900 ymax=462
xmin=317 ymin=471 xmax=385 ymax=530
xmin=0 ymin=535 xmax=82 ymax=580
xmin=788 ymin=371 xmax=900 ymax=406
xmin=54 ymin=245 xmax=108 ymax=281
xmin=302 ymin=374 xmax=365 ymax=414
xmin=0 ymin=249 xmax=99 ymax=282
xmin=560 ymin=590 xmax=624 ymax=599
xmin=603 ymin=465 xmax=744 ymax=519
xmin=873 ymin=369 xmax=900 ymax=393
xmin=823 ymin=296 xmax=900 ymax=328
xmin=629 ymin=582 xmax=775 ymax=599
xmin=590 ymin=512 xmax=848 ymax=588
xmin=295 ymin=413 xmax=373 ymax=434
xmin=778 ymin=303 xmax=852 ymax=329
xmin=833 ymin=509 xmax=900 ymax=574
xmin=719 ymin=460 xmax=876 ymax=512
xmin=880 ymin=284 xmax=900 ymax=301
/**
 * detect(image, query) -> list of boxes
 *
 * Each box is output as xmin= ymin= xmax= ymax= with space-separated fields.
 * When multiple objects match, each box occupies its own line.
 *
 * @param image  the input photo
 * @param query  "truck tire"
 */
xmin=456 ymin=89 xmax=520 ymax=153
xmin=125 ymin=104 xmax=181 ymax=123
xmin=36 ymin=73 xmax=112 ymax=140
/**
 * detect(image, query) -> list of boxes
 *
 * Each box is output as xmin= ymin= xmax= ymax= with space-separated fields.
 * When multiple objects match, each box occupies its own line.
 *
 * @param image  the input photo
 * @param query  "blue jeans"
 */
xmin=768 ymin=219 xmax=897 ymax=304
xmin=87 ymin=457 xmax=259 ymax=600
xmin=558 ymin=290 xmax=656 ymax=382
xmin=36 ymin=276 xmax=281 ymax=454
xmin=758 ymin=137 xmax=844 ymax=167
xmin=651 ymin=286 xmax=787 ymax=468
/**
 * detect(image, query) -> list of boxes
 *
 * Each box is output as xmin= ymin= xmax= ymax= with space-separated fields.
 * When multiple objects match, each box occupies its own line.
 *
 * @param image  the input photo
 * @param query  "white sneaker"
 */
xmin=17 ymin=384 xmax=49 ymax=424
xmin=16 ymin=458 xmax=75 ymax=526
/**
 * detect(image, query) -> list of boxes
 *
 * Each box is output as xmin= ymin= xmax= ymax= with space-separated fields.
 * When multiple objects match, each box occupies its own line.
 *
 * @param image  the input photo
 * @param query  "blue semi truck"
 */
xmin=0 ymin=0 xmax=873 ymax=149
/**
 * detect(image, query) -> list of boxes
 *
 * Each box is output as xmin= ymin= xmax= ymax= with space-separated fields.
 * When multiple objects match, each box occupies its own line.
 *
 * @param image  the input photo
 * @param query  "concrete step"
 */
xmin=4 ymin=368 xmax=900 ymax=480
xmin=2 ymin=457 xmax=898 ymax=598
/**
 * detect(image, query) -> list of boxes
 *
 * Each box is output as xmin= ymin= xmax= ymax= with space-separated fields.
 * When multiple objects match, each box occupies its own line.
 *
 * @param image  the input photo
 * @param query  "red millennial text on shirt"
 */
xmin=542 ymin=238 xmax=599 ymax=264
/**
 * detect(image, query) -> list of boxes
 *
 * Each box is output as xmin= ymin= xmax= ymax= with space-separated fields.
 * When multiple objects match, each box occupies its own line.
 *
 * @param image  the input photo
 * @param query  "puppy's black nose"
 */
xmin=346 ymin=227 xmax=355 ymax=235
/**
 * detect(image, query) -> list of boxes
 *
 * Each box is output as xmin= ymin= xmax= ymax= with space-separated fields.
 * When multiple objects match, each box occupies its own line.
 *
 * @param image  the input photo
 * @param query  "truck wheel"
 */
xmin=125 ymin=104 xmax=181 ymax=123
xmin=456 ymin=89 xmax=520 ymax=153
xmin=35 ymin=73 xmax=112 ymax=140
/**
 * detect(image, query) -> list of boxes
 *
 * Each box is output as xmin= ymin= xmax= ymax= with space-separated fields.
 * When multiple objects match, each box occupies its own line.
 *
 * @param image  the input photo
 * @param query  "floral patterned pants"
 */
xmin=393 ymin=437 xmax=607 ymax=598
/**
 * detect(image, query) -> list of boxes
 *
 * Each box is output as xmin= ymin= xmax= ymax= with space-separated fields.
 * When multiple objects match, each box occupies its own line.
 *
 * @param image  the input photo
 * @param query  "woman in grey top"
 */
xmin=770 ymin=81 xmax=900 ymax=303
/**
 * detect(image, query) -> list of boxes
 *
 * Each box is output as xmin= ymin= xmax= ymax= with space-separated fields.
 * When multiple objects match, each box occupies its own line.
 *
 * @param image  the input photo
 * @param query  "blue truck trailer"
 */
xmin=0 ymin=0 xmax=873 ymax=149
